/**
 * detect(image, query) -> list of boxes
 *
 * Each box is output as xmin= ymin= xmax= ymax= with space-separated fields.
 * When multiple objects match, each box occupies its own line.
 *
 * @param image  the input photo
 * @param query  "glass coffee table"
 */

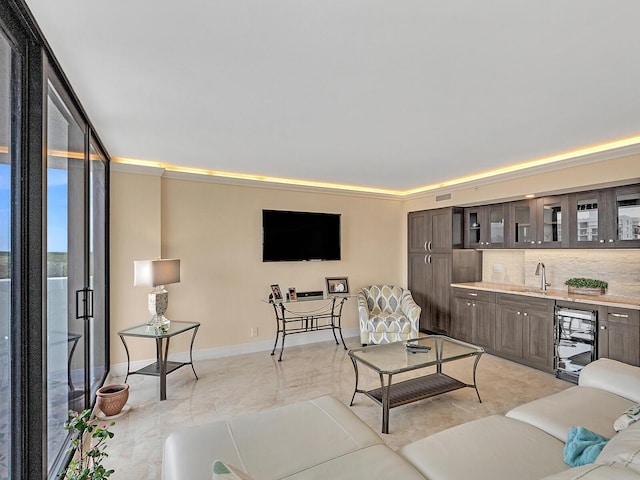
xmin=348 ymin=335 xmax=484 ymax=433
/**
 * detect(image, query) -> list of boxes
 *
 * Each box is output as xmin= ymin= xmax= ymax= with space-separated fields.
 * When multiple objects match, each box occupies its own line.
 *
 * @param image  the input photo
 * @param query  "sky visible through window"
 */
xmin=0 ymin=164 xmax=68 ymax=252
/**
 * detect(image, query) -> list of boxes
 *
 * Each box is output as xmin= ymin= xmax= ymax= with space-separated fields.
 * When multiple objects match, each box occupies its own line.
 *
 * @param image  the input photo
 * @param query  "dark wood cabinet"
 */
xmin=506 ymin=196 xmax=568 ymax=248
xmin=598 ymin=307 xmax=640 ymax=366
xmin=464 ymin=204 xmax=506 ymax=249
xmin=408 ymin=208 xmax=480 ymax=334
xmin=451 ymin=288 xmax=496 ymax=348
xmin=451 ymin=296 xmax=473 ymax=343
xmin=495 ymin=294 xmax=554 ymax=372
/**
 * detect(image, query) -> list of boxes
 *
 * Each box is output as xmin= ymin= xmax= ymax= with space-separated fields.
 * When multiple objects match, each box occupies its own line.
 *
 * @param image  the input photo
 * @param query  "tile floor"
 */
xmin=106 ymin=337 xmax=570 ymax=479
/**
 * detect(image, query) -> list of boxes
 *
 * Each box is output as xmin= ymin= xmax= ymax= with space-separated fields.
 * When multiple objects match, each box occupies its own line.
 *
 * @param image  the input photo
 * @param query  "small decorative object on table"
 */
xmin=61 ymin=409 xmax=115 ymax=480
xmin=270 ymin=284 xmax=283 ymax=302
xmin=96 ymin=383 xmax=129 ymax=417
xmin=326 ymin=277 xmax=349 ymax=295
xmin=565 ymin=278 xmax=608 ymax=296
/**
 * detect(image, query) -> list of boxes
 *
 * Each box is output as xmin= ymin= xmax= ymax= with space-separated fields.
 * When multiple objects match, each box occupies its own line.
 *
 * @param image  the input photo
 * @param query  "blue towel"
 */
xmin=563 ymin=426 xmax=609 ymax=467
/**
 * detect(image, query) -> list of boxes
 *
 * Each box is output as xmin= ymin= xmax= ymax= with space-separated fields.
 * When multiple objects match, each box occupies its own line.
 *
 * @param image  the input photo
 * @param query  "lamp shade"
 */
xmin=134 ymin=259 xmax=181 ymax=287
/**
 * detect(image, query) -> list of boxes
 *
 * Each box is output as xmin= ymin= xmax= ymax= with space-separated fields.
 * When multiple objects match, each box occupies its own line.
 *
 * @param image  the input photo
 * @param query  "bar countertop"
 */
xmin=451 ymin=282 xmax=640 ymax=310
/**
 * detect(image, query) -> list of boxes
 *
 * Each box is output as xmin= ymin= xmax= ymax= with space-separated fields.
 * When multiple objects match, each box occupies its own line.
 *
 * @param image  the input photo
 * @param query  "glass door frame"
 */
xmin=44 ymin=60 xmax=111 ymax=478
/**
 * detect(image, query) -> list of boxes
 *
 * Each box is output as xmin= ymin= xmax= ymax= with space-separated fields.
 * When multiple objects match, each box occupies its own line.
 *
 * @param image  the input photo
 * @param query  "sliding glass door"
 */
xmin=0 ymin=27 xmax=15 ymax=480
xmin=0 ymin=2 xmax=110 ymax=478
xmin=45 ymin=76 xmax=108 ymax=475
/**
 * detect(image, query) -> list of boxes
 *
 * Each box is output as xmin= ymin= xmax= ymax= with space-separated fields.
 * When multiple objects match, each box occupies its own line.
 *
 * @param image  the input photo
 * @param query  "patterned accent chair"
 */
xmin=358 ymin=285 xmax=421 ymax=345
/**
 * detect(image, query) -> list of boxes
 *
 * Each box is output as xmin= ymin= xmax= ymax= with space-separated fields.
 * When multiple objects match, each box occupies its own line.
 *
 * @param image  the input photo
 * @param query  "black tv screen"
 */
xmin=262 ymin=210 xmax=341 ymax=262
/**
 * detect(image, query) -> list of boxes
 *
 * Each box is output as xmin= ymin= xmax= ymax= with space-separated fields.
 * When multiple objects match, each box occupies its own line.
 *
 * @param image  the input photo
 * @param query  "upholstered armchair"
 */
xmin=357 ymin=285 xmax=421 ymax=345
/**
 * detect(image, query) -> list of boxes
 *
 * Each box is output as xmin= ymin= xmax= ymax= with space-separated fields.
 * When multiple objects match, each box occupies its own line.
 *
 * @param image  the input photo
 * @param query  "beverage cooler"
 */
xmin=554 ymin=306 xmax=598 ymax=383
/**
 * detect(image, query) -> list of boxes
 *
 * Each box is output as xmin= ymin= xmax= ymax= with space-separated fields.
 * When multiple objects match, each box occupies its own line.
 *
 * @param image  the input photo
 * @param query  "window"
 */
xmin=0 ymin=28 xmax=13 ymax=480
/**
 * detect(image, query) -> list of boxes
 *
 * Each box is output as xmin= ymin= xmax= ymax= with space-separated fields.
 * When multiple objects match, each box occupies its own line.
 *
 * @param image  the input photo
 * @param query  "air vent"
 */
xmin=435 ymin=193 xmax=452 ymax=202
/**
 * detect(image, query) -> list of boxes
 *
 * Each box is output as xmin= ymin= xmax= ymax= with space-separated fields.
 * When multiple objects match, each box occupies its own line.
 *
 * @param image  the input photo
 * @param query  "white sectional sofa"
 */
xmin=163 ymin=358 xmax=640 ymax=480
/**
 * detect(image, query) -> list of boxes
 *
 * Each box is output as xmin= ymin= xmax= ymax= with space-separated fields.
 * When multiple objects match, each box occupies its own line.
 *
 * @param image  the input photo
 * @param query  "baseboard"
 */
xmin=109 ymin=327 xmax=359 ymax=378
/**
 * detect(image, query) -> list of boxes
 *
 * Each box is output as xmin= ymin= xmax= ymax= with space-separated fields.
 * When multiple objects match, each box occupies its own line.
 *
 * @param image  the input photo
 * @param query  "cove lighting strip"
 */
xmin=114 ymin=133 xmax=640 ymax=197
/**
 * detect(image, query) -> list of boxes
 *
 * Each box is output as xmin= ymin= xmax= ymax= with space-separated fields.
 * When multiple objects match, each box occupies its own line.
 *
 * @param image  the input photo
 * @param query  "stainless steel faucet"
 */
xmin=535 ymin=261 xmax=551 ymax=292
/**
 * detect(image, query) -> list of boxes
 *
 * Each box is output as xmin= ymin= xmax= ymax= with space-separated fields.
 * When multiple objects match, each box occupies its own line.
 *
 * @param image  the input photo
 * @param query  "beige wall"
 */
xmin=110 ymin=154 xmax=640 ymax=367
xmin=110 ymin=172 xmax=404 ymax=365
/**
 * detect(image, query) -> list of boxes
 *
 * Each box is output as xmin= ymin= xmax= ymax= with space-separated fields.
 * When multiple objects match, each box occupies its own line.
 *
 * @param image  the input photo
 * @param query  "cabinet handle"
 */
xmin=517 ymin=311 xmax=521 ymax=315
xmin=468 ymin=293 xmax=478 ymax=297
xmin=523 ymin=312 xmax=528 ymax=316
xmin=600 ymin=325 xmax=607 ymax=330
xmin=424 ymin=241 xmax=428 ymax=251
xmin=610 ymin=313 xmax=629 ymax=318
xmin=530 ymin=241 xmax=535 ymax=245
xmin=599 ymin=239 xmax=605 ymax=243
xmin=427 ymin=241 xmax=432 ymax=252
xmin=472 ymin=303 xmax=476 ymax=307
xmin=427 ymin=255 xmax=432 ymax=264
xmin=537 ymin=241 xmax=542 ymax=244
xmin=424 ymin=255 xmax=428 ymax=265
xmin=467 ymin=302 xmax=471 ymax=306
xmin=608 ymin=239 xmax=614 ymax=243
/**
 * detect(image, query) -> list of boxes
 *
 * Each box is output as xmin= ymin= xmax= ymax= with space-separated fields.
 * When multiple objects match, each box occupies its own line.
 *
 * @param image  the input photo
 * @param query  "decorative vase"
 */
xmin=568 ymin=286 xmax=606 ymax=296
xmin=96 ymin=383 xmax=129 ymax=417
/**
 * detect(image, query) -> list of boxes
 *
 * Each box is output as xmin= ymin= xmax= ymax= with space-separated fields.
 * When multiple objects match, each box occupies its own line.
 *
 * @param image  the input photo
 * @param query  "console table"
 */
xmin=118 ymin=321 xmax=199 ymax=400
xmin=268 ymin=296 xmax=349 ymax=361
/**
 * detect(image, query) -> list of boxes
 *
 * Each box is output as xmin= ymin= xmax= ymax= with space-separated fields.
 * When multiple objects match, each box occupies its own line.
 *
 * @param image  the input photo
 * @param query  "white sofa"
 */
xmin=163 ymin=358 xmax=640 ymax=480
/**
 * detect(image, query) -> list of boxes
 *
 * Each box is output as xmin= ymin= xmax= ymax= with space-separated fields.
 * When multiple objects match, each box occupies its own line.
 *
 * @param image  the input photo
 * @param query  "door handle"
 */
xmin=75 ymin=288 xmax=94 ymax=319
xmin=427 ymin=255 xmax=432 ymax=264
xmin=427 ymin=241 xmax=432 ymax=252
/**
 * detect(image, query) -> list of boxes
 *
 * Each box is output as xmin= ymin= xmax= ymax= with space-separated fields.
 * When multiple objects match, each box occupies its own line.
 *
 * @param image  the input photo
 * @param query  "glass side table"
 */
xmin=117 ymin=321 xmax=200 ymax=401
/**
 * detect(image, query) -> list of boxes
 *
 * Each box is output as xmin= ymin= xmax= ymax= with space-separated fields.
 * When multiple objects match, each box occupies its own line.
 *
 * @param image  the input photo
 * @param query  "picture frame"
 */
xmin=325 ymin=277 xmax=349 ymax=295
xmin=288 ymin=287 xmax=297 ymax=301
xmin=270 ymin=284 xmax=283 ymax=301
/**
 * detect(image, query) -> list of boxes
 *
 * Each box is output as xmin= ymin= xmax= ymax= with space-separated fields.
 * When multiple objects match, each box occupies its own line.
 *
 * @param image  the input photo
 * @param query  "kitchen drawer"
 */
xmin=452 ymin=288 xmax=495 ymax=303
xmin=607 ymin=308 xmax=640 ymax=326
xmin=496 ymin=293 xmax=553 ymax=311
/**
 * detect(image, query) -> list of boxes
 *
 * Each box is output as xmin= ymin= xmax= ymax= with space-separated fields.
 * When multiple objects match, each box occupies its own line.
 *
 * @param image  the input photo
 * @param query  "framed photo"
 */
xmin=288 ymin=287 xmax=297 ymax=301
xmin=326 ymin=277 xmax=349 ymax=295
xmin=270 ymin=284 xmax=283 ymax=301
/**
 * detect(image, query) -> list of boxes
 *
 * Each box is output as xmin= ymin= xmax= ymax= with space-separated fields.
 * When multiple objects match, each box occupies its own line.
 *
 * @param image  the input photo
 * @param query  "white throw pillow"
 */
xmin=614 ymin=403 xmax=640 ymax=432
xmin=212 ymin=460 xmax=253 ymax=480
xmin=596 ymin=421 xmax=640 ymax=474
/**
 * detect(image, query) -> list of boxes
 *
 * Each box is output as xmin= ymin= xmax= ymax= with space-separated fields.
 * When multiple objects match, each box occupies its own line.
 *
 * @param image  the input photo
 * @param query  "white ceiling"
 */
xmin=24 ymin=0 xmax=640 ymax=191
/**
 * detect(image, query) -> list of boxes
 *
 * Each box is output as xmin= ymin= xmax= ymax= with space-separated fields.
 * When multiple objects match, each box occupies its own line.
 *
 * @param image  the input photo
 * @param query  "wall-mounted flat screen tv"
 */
xmin=262 ymin=210 xmax=341 ymax=262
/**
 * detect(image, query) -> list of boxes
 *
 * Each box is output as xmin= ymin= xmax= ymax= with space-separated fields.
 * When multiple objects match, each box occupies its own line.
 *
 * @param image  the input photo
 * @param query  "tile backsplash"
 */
xmin=482 ymin=249 xmax=640 ymax=298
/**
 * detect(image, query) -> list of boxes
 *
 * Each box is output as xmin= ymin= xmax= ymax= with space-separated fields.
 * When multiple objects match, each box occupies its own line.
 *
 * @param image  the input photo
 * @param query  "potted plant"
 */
xmin=565 ymin=277 xmax=608 ymax=296
xmin=61 ymin=409 xmax=115 ymax=480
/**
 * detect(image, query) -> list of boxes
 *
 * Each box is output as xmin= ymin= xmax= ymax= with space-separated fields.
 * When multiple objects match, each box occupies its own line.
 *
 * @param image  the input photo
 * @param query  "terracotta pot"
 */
xmin=96 ymin=383 xmax=129 ymax=417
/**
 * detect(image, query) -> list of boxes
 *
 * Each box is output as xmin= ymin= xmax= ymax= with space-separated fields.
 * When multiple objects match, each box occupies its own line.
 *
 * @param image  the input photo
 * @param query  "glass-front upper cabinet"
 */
xmin=539 ymin=196 xmax=567 ymax=247
xmin=464 ymin=205 xmax=505 ymax=248
xmin=510 ymin=200 xmax=535 ymax=247
xmin=569 ymin=186 xmax=640 ymax=248
xmin=569 ymin=190 xmax=604 ymax=247
xmin=614 ymin=185 xmax=640 ymax=247
xmin=507 ymin=197 xmax=567 ymax=248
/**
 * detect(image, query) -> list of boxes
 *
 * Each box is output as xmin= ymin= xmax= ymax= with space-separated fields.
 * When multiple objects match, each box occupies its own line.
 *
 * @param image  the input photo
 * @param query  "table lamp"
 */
xmin=134 ymin=258 xmax=181 ymax=329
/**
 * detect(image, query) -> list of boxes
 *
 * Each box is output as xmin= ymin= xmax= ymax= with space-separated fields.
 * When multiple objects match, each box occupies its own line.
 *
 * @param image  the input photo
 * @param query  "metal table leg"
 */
xmin=119 ymin=334 xmax=132 ymax=382
xmin=349 ymin=355 xmax=360 ymax=406
xmin=380 ymin=372 xmax=393 ymax=434
xmin=189 ymin=325 xmax=199 ymax=379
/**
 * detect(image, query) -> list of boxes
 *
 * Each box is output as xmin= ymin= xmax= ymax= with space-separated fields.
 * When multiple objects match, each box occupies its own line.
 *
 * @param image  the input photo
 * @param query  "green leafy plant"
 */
xmin=61 ymin=409 xmax=115 ymax=480
xmin=564 ymin=278 xmax=608 ymax=289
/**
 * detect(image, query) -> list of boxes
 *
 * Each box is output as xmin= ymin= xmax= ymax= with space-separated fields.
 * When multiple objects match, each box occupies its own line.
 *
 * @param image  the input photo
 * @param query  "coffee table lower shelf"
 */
xmin=363 ymin=372 xmax=467 ymax=409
